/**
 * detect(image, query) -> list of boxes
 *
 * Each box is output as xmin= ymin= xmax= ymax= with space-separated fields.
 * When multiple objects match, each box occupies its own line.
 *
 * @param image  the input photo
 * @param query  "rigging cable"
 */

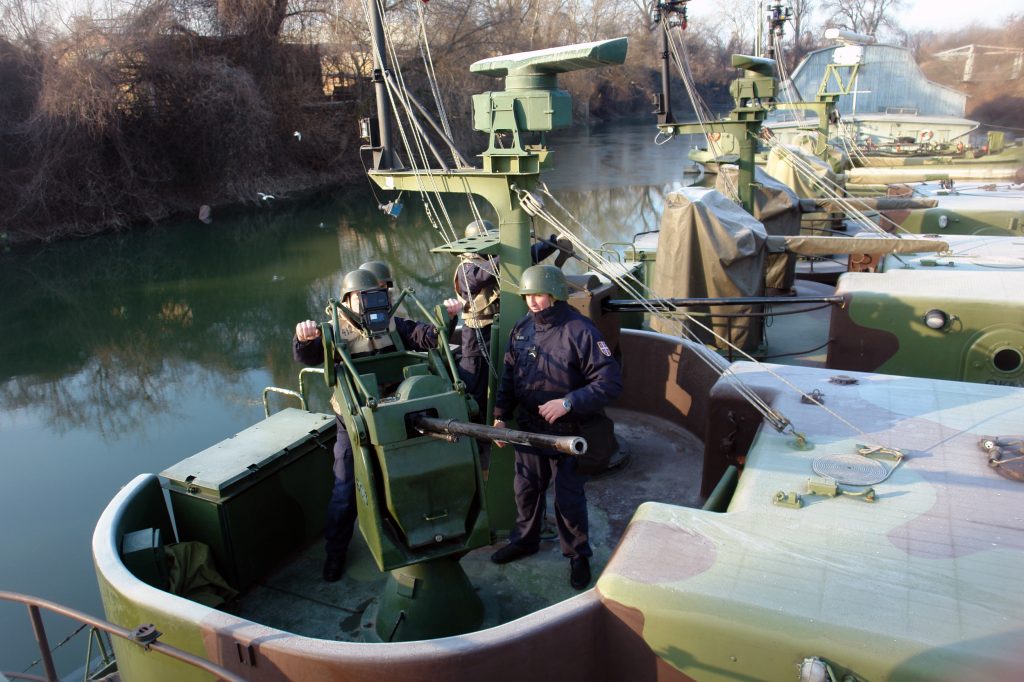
xmin=521 ymin=183 xmax=872 ymax=440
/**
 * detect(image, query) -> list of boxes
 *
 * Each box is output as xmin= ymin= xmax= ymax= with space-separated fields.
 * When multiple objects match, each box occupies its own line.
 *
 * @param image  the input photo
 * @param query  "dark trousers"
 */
xmin=458 ymin=354 xmax=492 ymax=467
xmin=325 ymin=417 xmax=357 ymax=558
xmin=509 ymin=449 xmax=591 ymax=559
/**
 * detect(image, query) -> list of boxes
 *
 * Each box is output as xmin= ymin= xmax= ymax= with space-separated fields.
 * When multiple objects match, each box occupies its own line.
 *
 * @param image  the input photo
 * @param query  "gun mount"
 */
xmin=320 ymin=293 xmax=491 ymax=641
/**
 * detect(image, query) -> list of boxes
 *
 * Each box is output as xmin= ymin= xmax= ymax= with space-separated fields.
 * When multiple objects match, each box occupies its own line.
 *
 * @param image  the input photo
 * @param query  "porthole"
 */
xmin=993 ymin=348 xmax=1023 ymax=374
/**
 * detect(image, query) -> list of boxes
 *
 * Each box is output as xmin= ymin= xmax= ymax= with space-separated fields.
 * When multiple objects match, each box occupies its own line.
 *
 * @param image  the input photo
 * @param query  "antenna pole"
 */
xmin=756 ymin=0 xmax=764 ymax=58
xmin=370 ymin=0 xmax=395 ymax=169
xmin=659 ymin=27 xmax=674 ymax=124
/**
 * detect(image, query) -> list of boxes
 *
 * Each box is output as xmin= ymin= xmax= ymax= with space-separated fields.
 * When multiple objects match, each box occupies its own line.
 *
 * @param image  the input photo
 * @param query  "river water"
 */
xmin=0 ymin=121 xmax=699 ymax=673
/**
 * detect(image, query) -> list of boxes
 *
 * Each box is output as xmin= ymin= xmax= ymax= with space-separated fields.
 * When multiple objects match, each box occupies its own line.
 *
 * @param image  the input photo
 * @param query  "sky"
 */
xmin=898 ymin=0 xmax=1023 ymax=32
xmin=688 ymin=0 xmax=1023 ymax=38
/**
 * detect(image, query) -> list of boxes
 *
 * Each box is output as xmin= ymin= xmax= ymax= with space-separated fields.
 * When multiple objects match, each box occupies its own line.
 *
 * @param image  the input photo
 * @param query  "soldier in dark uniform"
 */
xmin=489 ymin=265 xmax=622 ymax=590
xmin=293 ymin=268 xmax=459 ymax=582
xmin=449 ymin=220 xmax=567 ymax=472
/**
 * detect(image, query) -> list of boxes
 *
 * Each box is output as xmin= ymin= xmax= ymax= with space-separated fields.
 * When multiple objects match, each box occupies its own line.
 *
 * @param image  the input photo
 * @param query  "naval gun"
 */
xmin=410 ymin=414 xmax=587 ymax=455
xmin=319 ymin=289 xmax=588 ymax=641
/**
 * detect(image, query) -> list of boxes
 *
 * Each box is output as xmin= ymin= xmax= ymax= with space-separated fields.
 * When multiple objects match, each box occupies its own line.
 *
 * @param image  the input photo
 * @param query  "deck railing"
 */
xmin=0 ymin=591 xmax=246 ymax=682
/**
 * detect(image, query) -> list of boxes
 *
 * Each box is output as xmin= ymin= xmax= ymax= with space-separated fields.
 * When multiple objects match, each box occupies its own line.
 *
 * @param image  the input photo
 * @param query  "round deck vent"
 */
xmin=811 ymin=454 xmax=889 ymax=485
xmin=993 ymin=348 xmax=1023 ymax=374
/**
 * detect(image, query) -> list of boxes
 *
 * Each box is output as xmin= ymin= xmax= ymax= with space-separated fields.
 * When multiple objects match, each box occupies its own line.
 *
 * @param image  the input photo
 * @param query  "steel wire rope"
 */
xmin=414 ymin=0 xmax=457 ymax=156
xmin=655 ymin=21 xmax=904 ymax=434
xmin=367 ymin=0 xmax=464 ymax=249
xmin=760 ymin=132 xmax=914 ymax=235
xmin=662 ymin=22 xmax=740 ymax=202
xmin=517 ymin=187 xmax=793 ymax=434
xmin=371 ymin=0 xmax=492 ymax=249
xmin=413 ymin=0 xmax=500 ymax=384
xmin=369 ymin=0 xmax=513 ymax=388
xmin=839 ymin=118 xmax=873 ymax=166
xmin=772 ymin=36 xmax=804 ymax=120
xmin=526 ymin=183 xmax=872 ymax=439
xmin=762 ymin=132 xmax=882 ymax=227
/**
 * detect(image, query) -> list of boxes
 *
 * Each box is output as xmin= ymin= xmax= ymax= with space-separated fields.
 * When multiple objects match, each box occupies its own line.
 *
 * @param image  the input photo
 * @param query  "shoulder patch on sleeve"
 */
xmin=597 ymin=341 xmax=612 ymax=357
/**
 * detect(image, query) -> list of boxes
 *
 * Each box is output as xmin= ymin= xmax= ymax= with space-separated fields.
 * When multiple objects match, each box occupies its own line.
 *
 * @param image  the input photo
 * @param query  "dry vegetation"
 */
xmin=0 ymin=0 xmax=1019 ymax=243
xmin=916 ymin=15 xmax=1024 ymax=130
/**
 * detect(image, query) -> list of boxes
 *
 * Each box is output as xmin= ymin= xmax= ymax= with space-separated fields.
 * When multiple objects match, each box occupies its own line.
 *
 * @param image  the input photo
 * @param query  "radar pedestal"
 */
xmin=658 ymin=54 xmax=778 ymax=213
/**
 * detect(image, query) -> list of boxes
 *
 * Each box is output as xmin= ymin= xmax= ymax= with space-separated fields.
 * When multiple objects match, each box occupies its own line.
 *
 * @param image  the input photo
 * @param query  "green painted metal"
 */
xmin=659 ymin=54 xmax=778 ymax=213
xmin=829 ymin=270 xmax=1024 ymax=386
xmin=598 ymin=363 xmax=1024 ymax=681
xmin=883 ymin=205 xmax=1022 ymax=236
xmin=317 ymin=287 xmax=490 ymax=638
xmin=470 ymin=38 xmax=627 ymax=159
xmin=87 ymin=28 xmax=1024 ymax=682
xmin=374 ymin=559 xmax=485 ymax=642
xmin=94 ymin=476 xmax=218 ymax=681
xmin=160 ymin=409 xmax=336 ymax=591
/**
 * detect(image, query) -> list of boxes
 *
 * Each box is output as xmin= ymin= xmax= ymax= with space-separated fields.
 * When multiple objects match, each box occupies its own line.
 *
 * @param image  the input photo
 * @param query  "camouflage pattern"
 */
xmin=828 ymin=235 xmax=1024 ymax=387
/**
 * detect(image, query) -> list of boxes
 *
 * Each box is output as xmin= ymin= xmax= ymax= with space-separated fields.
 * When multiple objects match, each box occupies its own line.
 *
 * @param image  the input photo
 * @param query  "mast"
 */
xmin=652 ymin=0 xmax=688 ymax=125
xmin=369 ymin=0 xmax=395 ymax=170
xmin=658 ymin=27 xmax=674 ymax=124
xmin=756 ymin=0 xmax=764 ymax=58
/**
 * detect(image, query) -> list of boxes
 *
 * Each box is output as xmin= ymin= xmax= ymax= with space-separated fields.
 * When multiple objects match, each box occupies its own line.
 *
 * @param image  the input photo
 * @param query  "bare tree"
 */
xmin=823 ymin=0 xmax=902 ymax=37
xmin=786 ymin=0 xmax=819 ymax=68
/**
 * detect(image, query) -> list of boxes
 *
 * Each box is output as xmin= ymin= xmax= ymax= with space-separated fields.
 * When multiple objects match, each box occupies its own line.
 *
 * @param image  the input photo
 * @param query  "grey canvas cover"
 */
xmin=650 ymin=188 xmax=767 ymax=352
xmin=715 ymin=164 xmax=801 ymax=291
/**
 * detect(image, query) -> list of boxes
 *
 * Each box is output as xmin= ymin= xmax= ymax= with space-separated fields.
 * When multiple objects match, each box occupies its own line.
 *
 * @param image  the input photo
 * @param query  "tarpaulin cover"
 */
xmin=765 ymin=142 xmax=841 ymax=199
xmin=766 ymin=235 xmax=949 ymax=255
xmin=716 ymin=165 xmax=802 ymax=290
xmin=650 ymin=188 xmax=767 ymax=351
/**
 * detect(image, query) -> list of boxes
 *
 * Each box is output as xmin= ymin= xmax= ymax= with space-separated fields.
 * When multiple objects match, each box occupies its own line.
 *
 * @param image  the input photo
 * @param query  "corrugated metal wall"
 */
xmin=788 ymin=45 xmax=967 ymax=117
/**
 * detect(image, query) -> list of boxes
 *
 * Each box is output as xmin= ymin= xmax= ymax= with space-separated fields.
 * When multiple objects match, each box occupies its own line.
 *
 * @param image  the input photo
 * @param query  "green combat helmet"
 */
xmin=518 ymin=264 xmax=567 ymax=300
xmin=359 ymin=260 xmax=394 ymax=288
xmin=464 ymin=220 xmax=494 ymax=238
xmin=340 ymin=268 xmax=381 ymax=300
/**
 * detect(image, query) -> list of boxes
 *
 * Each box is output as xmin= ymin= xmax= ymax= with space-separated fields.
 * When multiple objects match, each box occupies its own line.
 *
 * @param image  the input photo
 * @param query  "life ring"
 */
xmin=708 ymin=132 xmax=721 ymax=142
xmin=919 ymin=130 xmax=934 ymax=142
xmin=956 ymin=141 xmax=965 ymax=153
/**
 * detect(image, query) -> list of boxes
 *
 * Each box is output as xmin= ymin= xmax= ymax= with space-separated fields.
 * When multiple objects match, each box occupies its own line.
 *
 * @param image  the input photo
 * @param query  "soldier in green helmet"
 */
xmin=293 ymin=267 xmax=460 ymax=582
xmin=489 ymin=264 xmax=622 ymax=590
xmin=447 ymin=221 xmax=571 ymax=473
xmin=359 ymin=260 xmax=393 ymax=289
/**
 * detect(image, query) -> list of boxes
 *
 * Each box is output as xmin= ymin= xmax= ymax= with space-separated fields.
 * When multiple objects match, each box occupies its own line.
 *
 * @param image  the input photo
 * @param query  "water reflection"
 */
xmin=0 ymin=120 xmax=697 ymax=672
xmin=0 ymin=121 xmax=701 ymax=434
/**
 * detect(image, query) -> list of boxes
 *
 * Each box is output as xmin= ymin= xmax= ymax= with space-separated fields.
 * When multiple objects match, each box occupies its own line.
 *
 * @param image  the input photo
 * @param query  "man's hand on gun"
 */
xmin=492 ymin=419 xmax=507 ymax=448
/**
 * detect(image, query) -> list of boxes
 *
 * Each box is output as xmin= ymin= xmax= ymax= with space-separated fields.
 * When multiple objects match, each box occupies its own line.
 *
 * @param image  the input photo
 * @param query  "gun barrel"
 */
xmin=411 ymin=416 xmax=587 ymax=456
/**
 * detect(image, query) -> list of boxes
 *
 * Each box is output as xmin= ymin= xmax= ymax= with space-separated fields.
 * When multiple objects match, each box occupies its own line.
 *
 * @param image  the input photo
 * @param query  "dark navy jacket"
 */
xmin=493 ymin=301 xmax=622 ymax=439
xmin=454 ymin=237 xmax=559 ymax=358
xmin=293 ymin=317 xmax=439 ymax=367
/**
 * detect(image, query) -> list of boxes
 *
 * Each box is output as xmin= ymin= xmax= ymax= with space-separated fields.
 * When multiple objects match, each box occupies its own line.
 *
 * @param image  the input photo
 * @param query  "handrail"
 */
xmin=262 ymin=367 xmax=326 ymax=417
xmin=0 ymin=591 xmax=247 ymax=682
xmin=263 ymin=386 xmax=305 ymax=417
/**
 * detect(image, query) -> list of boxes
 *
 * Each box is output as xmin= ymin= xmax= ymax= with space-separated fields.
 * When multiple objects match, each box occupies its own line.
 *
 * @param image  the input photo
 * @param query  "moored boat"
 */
xmin=89 ymin=26 xmax=1024 ymax=682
